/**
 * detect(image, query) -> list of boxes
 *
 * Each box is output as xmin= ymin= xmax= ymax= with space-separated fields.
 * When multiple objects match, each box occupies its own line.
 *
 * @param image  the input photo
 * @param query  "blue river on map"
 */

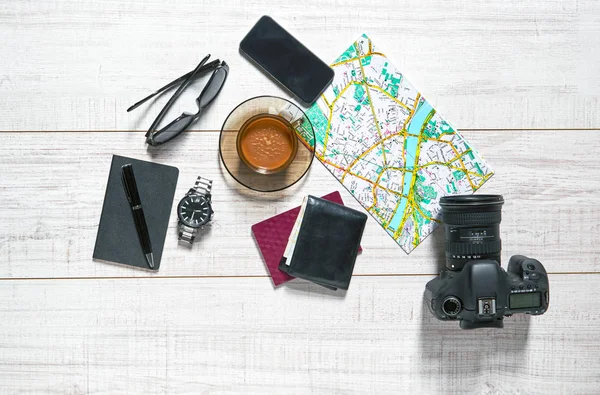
xmin=387 ymin=100 xmax=433 ymax=232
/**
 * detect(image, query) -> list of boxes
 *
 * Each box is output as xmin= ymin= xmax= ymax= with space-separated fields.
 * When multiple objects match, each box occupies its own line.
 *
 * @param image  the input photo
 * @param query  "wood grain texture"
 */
xmin=1 ymin=0 xmax=599 ymax=131
xmin=2 ymin=1 xmax=600 ymax=393
xmin=1 ymin=130 xmax=598 ymax=279
xmin=0 ymin=275 xmax=597 ymax=394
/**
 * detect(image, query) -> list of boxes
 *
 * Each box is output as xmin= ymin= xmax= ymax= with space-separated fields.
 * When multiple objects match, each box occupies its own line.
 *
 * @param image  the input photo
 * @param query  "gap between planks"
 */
xmin=0 ymin=128 xmax=599 ymax=133
xmin=0 ymin=271 xmax=596 ymax=282
xmin=2 ymin=129 xmax=596 ymax=281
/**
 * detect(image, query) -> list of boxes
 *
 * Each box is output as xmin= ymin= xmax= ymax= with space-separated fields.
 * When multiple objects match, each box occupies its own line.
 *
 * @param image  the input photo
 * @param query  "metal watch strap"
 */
xmin=179 ymin=225 xmax=197 ymax=244
xmin=192 ymin=176 xmax=212 ymax=197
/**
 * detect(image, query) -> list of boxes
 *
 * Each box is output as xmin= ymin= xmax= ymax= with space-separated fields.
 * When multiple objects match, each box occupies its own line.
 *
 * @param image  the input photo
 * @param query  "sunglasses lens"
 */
xmin=151 ymin=114 xmax=195 ymax=144
xmin=198 ymin=67 xmax=228 ymax=108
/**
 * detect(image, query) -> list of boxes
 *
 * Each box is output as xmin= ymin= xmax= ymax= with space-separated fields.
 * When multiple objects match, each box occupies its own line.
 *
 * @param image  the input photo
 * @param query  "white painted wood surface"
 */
xmin=0 ymin=275 xmax=598 ymax=394
xmin=1 ymin=130 xmax=599 ymax=279
xmin=0 ymin=0 xmax=599 ymax=131
xmin=1 ymin=0 xmax=600 ymax=393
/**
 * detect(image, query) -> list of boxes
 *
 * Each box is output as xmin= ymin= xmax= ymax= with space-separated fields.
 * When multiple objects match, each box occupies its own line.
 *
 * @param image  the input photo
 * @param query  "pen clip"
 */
xmin=121 ymin=164 xmax=133 ymax=204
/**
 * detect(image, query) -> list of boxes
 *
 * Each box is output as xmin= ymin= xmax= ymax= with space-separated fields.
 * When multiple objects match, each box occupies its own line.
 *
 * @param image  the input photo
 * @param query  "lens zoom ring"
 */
xmin=446 ymin=240 xmax=502 ymax=256
xmin=443 ymin=211 xmax=502 ymax=226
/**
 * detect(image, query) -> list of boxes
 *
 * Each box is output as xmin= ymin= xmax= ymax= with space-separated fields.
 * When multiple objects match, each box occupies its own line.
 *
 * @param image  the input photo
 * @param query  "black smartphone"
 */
xmin=240 ymin=16 xmax=334 ymax=106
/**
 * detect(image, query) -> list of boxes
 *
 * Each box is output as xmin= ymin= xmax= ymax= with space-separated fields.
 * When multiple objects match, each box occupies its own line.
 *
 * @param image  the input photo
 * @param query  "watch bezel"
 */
xmin=177 ymin=194 xmax=212 ymax=228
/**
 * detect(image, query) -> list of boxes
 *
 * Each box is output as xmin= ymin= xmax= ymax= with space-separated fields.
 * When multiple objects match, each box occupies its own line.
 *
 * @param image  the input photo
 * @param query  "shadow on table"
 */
xmin=417 ymin=228 xmax=532 ymax=382
xmin=144 ymin=128 xmax=192 ymax=158
xmin=419 ymin=270 xmax=531 ymax=384
xmin=284 ymin=280 xmax=347 ymax=299
xmin=418 ymin=298 xmax=531 ymax=382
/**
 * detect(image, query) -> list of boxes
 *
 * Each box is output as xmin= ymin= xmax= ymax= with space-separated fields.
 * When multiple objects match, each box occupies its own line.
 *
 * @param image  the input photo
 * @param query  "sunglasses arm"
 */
xmin=128 ymin=59 xmax=219 ymax=113
xmin=144 ymin=54 xmax=211 ymax=137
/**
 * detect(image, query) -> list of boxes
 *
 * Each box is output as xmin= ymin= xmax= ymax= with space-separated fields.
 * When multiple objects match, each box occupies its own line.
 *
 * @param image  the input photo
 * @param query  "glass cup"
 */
xmin=236 ymin=113 xmax=299 ymax=174
xmin=219 ymin=96 xmax=315 ymax=192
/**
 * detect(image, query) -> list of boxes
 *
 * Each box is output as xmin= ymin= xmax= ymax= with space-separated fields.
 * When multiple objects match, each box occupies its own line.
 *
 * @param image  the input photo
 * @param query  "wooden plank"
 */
xmin=0 ymin=0 xmax=599 ymax=131
xmin=0 ymin=130 xmax=598 ymax=279
xmin=0 ymin=274 xmax=597 ymax=394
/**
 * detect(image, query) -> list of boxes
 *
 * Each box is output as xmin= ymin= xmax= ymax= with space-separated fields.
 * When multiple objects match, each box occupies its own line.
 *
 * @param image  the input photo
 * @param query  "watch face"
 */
xmin=177 ymin=194 xmax=212 ymax=227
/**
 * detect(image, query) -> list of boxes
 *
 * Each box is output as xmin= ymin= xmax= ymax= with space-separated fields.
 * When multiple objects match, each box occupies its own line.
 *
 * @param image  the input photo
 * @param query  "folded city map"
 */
xmin=301 ymin=34 xmax=494 ymax=253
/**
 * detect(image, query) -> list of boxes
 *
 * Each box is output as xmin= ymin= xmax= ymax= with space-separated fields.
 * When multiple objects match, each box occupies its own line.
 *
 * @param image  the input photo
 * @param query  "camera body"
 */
xmin=425 ymin=255 xmax=549 ymax=329
xmin=425 ymin=195 xmax=550 ymax=329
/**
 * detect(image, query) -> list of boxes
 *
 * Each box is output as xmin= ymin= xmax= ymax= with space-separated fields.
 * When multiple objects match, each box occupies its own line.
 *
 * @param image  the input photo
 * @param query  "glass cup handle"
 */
xmin=275 ymin=103 xmax=303 ymax=126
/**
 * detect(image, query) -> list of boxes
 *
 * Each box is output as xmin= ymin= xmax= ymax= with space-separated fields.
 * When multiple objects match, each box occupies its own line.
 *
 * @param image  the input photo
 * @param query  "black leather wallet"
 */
xmin=278 ymin=195 xmax=368 ymax=290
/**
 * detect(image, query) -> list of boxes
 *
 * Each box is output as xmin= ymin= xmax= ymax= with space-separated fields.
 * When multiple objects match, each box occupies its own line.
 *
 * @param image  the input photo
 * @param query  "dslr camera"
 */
xmin=425 ymin=195 xmax=550 ymax=329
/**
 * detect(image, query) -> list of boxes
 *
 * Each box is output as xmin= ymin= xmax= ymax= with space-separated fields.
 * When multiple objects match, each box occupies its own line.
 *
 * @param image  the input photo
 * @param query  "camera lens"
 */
xmin=442 ymin=296 xmax=462 ymax=317
xmin=440 ymin=195 xmax=504 ymax=270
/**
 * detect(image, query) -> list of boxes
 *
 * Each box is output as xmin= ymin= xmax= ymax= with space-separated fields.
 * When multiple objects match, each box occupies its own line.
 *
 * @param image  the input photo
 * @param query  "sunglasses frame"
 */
xmin=127 ymin=54 xmax=229 ymax=146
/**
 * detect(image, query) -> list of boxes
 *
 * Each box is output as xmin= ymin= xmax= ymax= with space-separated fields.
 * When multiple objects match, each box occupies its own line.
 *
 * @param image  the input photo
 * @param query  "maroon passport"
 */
xmin=252 ymin=191 xmax=362 ymax=287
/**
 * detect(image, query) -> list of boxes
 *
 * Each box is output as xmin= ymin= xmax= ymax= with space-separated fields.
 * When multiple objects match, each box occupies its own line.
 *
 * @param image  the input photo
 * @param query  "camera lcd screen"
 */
xmin=509 ymin=292 xmax=542 ymax=309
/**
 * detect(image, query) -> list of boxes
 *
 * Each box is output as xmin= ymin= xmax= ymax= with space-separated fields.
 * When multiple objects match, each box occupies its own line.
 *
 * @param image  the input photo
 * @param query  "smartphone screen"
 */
xmin=240 ymin=16 xmax=334 ymax=105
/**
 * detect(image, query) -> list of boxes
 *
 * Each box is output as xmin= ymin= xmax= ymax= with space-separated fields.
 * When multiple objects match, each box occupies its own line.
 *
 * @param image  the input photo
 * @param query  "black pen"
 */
xmin=121 ymin=164 xmax=154 ymax=269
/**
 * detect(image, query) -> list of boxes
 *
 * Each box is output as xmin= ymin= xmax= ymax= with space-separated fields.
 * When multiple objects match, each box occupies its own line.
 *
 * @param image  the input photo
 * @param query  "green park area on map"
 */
xmin=304 ymin=35 xmax=494 ymax=253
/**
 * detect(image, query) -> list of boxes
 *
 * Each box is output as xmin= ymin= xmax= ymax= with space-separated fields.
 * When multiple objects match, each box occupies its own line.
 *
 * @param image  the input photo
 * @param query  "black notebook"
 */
xmin=278 ymin=195 xmax=368 ymax=290
xmin=93 ymin=155 xmax=179 ymax=271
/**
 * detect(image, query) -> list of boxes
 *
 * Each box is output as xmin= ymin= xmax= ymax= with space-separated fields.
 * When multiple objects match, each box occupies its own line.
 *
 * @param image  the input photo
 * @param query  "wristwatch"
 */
xmin=176 ymin=176 xmax=214 ymax=244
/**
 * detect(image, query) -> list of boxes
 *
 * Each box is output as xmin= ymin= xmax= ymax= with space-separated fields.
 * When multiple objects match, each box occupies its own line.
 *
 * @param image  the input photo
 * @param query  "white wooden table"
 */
xmin=1 ymin=1 xmax=599 ymax=393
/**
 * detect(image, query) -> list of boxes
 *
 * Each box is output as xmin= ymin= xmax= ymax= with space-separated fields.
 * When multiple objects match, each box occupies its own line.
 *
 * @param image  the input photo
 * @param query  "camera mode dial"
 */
xmin=442 ymin=296 xmax=462 ymax=317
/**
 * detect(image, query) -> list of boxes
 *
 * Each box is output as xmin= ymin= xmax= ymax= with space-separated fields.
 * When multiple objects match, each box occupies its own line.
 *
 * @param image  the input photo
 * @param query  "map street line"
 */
xmin=354 ymin=42 xmax=389 ymax=168
xmin=304 ymin=35 xmax=494 ymax=253
xmin=330 ymin=51 xmax=386 ymax=68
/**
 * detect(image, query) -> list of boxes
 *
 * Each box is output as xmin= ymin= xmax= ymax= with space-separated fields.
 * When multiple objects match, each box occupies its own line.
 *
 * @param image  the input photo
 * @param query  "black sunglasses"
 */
xmin=127 ymin=54 xmax=229 ymax=146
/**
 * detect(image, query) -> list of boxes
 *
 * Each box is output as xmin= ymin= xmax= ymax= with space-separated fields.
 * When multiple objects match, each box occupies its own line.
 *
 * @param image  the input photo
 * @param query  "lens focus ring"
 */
xmin=443 ymin=211 xmax=502 ymax=226
xmin=446 ymin=239 xmax=502 ymax=256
